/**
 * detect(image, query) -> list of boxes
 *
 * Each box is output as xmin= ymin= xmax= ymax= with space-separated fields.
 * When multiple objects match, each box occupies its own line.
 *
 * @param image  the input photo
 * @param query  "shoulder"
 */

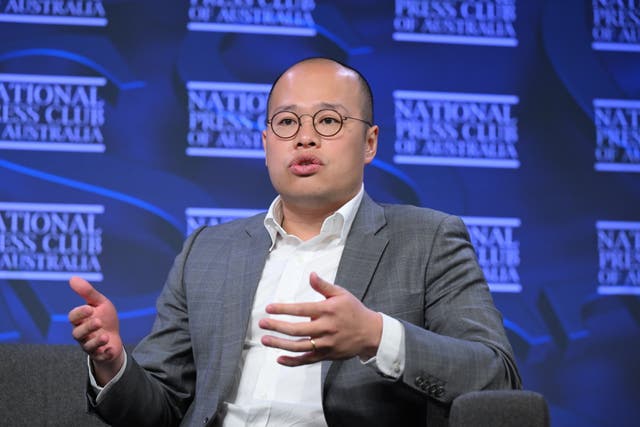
xmin=187 ymin=212 xmax=267 ymax=244
xmin=379 ymin=203 xmax=463 ymax=233
xmin=355 ymin=193 xmax=466 ymax=237
xmin=381 ymin=203 xmax=449 ymax=222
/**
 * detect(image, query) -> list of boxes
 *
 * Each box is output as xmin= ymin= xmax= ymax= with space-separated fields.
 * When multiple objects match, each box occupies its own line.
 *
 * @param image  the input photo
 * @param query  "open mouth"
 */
xmin=289 ymin=156 xmax=322 ymax=176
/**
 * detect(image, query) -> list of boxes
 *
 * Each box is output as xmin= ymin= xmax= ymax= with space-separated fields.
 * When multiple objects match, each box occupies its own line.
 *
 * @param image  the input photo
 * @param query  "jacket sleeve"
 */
xmin=89 ymin=226 xmax=207 ymax=426
xmin=400 ymin=214 xmax=522 ymax=403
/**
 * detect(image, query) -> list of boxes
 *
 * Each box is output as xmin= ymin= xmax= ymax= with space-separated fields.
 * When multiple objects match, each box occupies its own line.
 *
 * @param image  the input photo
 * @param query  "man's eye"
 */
xmin=279 ymin=118 xmax=297 ymax=126
xmin=319 ymin=117 xmax=338 ymax=125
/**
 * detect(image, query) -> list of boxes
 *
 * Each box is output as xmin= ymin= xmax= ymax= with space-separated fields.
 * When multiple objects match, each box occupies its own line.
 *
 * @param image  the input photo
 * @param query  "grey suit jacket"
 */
xmin=91 ymin=193 xmax=521 ymax=426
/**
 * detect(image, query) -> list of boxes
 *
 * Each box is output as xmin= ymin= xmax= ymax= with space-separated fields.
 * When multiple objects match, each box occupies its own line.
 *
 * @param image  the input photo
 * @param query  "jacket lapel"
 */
xmin=218 ymin=216 xmax=271 ymax=399
xmin=335 ymin=193 xmax=388 ymax=301
xmin=322 ymin=193 xmax=388 ymax=383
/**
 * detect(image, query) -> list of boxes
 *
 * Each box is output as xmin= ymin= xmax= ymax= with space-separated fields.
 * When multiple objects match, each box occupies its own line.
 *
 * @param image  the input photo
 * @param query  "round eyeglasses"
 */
xmin=266 ymin=109 xmax=373 ymax=139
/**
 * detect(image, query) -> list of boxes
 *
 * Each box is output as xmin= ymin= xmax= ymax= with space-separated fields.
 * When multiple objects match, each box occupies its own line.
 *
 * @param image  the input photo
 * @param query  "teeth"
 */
xmin=293 ymin=158 xmax=317 ymax=166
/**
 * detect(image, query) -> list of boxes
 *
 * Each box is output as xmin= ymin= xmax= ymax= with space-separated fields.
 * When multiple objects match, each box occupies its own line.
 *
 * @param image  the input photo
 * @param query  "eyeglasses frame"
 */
xmin=265 ymin=108 xmax=373 ymax=139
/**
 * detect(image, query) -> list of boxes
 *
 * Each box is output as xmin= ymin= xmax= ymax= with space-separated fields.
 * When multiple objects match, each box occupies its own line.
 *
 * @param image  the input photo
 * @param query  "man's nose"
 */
xmin=296 ymin=116 xmax=319 ymax=147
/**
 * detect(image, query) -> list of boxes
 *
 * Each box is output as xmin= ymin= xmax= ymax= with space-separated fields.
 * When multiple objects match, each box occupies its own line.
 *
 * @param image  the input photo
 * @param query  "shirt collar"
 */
xmin=263 ymin=185 xmax=364 ymax=250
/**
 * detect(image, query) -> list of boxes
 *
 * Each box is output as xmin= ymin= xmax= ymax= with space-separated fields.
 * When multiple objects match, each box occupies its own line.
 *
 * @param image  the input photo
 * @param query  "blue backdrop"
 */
xmin=0 ymin=1 xmax=639 ymax=426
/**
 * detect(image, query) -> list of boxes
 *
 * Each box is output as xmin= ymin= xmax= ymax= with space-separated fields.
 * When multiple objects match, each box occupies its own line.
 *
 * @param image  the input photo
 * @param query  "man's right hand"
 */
xmin=68 ymin=276 xmax=124 ymax=386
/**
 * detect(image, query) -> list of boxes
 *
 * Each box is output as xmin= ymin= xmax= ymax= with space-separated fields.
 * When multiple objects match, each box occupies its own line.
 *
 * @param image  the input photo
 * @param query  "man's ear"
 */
xmin=364 ymin=125 xmax=379 ymax=164
xmin=262 ymin=129 xmax=268 ymax=166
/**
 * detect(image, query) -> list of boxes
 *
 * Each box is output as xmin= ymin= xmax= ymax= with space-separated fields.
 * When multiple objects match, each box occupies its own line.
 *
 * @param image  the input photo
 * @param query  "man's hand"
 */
xmin=258 ymin=272 xmax=382 ymax=366
xmin=68 ymin=276 xmax=124 ymax=385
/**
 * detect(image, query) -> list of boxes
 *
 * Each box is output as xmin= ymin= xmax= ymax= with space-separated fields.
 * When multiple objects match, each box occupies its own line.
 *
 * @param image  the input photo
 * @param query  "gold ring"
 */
xmin=309 ymin=338 xmax=317 ymax=352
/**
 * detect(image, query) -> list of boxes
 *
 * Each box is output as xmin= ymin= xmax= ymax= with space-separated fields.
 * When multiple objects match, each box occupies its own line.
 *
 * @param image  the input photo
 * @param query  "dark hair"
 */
xmin=266 ymin=57 xmax=374 ymax=123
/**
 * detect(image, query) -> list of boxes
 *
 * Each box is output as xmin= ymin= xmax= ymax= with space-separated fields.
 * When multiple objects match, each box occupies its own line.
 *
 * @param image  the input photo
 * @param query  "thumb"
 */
xmin=69 ymin=276 xmax=107 ymax=307
xmin=309 ymin=272 xmax=343 ymax=298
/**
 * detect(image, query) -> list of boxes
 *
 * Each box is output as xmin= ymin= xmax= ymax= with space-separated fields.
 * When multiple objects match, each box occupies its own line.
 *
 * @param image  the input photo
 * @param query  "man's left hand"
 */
xmin=258 ymin=272 xmax=382 ymax=366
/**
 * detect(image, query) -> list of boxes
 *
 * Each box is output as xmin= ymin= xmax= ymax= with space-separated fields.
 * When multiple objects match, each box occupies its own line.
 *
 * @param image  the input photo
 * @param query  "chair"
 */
xmin=449 ymin=389 xmax=550 ymax=427
xmin=0 ymin=343 xmax=549 ymax=426
xmin=0 ymin=343 xmax=106 ymax=426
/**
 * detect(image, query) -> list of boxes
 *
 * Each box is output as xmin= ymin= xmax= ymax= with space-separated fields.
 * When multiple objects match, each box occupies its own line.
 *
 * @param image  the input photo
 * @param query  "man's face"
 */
xmin=262 ymin=60 xmax=378 ymax=211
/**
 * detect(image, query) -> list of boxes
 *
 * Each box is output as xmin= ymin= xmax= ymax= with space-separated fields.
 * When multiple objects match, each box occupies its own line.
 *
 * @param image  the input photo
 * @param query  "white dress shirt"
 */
xmin=221 ymin=186 xmax=405 ymax=427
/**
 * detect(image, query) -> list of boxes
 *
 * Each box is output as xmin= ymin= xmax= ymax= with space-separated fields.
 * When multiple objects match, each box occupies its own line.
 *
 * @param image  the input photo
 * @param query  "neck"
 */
xmin=280 ymin=200 xmax=341 ymax=241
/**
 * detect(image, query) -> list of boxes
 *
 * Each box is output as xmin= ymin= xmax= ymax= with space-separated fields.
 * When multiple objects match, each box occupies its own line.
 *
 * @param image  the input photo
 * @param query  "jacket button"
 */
xmin=415 ymin=376 xmax=425 ymax=387
xmin=203 ymin=417 xmax=209 ymax=425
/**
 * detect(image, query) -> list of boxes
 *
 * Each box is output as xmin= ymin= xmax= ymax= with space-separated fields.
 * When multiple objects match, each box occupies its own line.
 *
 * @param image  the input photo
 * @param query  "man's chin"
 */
xmin=279 ymin=190 xmax=352 ymax=211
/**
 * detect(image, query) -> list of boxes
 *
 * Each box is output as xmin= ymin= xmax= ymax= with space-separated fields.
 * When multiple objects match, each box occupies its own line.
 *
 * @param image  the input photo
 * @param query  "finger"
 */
xmin=309 ymin=272 xmax=343 ymax=298
xmin=261 ymin=335 xmax=316 ymax=353
xmin=277 ymin=352 xmax=325 ymax=367
xmin=82 ymin=335 xmax=112 ymax=359
xmin=68 ymin=305 xmax=93 ymax=325
xmin=258 ymin=317 xmax=315 ymax=337
xmin=69 ymin=276 xmax=107 ymax=307
xmin=265 ymin=301 xmax=321 ymax=317
xmin=71 ymin=317 xmax=103 ymax=342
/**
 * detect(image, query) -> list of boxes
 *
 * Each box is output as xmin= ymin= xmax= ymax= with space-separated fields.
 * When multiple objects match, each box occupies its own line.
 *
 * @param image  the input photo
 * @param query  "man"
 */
xmin=68 ymin=57 xmax=521 ymax=426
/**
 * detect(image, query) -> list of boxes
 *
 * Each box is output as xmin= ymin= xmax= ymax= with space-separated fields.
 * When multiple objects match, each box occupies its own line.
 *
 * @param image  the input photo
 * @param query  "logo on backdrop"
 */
xmin=185 ymin=208 xmax=263 ymax=236
xmin=0 ymin=0 xmax=107 ymax=26
xmin=393 ymin=0 xmax=517 ymax=46
xmin=597 ymin=221 xmax=640 ymax=295
xmin=462 ymin=216 xmax=521 ymax=293
xmin=592 ymin=0 xmax=640 ymax=52
xmin=0 ymin=203 xmax=104 ymax=281
xmin=394 ymin=90 xmax=519 ymax=168
xmin=593 ymin=98 xmax=640 ymax=172
xmin=187 ymin=0 xmax=316 ymax=36
xmin=0 ymin=74 xmax=106 ymax=153
xmin=186 ymin=81 xmax=269 ymax=158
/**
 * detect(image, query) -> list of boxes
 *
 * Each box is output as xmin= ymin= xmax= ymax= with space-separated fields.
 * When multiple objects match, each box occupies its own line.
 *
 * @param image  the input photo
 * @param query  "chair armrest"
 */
xmin=449 ymin=390 xmax=550 ymax=427
xmin=0 ymin=343 xmax=107 ymax=426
